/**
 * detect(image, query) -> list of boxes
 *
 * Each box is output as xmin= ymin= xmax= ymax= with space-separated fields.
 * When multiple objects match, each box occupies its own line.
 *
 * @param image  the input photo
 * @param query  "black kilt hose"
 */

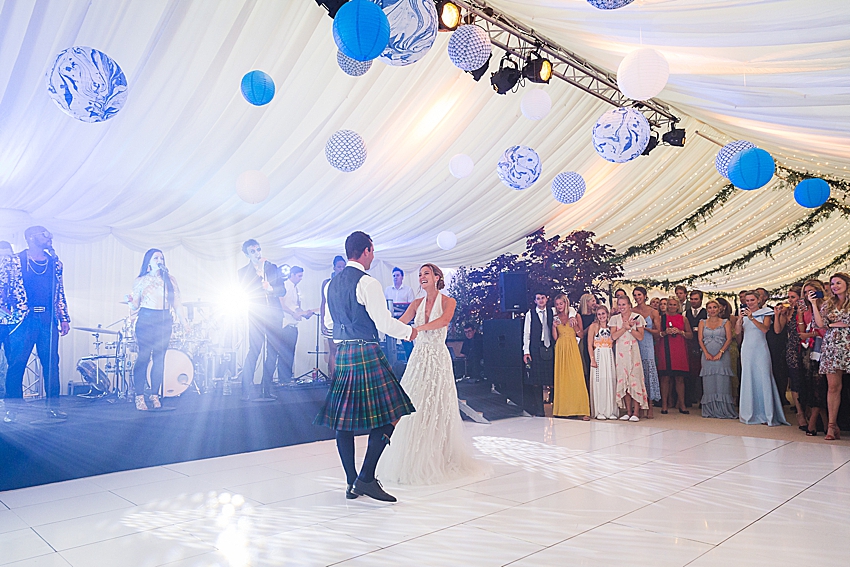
xmin=315 ymin=341 xmax=415 ymax=431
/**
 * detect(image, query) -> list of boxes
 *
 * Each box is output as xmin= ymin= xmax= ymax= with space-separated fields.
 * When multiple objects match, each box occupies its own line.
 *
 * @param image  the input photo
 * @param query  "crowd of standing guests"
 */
xmin=534 ymin=274 xmax=850 ymax=441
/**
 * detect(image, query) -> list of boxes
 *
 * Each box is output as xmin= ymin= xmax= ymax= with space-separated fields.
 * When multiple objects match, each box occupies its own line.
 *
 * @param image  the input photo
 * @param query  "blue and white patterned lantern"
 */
xmin=46 ymin=46 xmax=127 ymax=122
xmin=241 ymin=70 xmax=275 ymax=106
xmin=715 ymin=140 xmax=755 ymax=179
xmin=326 ymin=130 xmax=367 ymax=172
xmin=337 ymin=50 xmax=372 ymax=76
xmin=591 ymin=107 xmax=650 ymax=163
xmin=447 ymin=25 xmax=491 ymax=72
xmin=551 ymin=172 xmax=586 ymax=204
xmin=497 ymin=146 xmax=541 ymax=190
xmin=794 ymin=178 xmax=831 ymax=208
xmin=587 ymin=0 xmax=634 ymax=9
xmin=371 ymin=0 xmax=438 ymax=66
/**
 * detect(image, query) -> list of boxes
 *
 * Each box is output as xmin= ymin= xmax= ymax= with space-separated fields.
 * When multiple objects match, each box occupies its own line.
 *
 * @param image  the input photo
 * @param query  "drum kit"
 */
xmin=74 ymin=300 xmax=234 ymax=400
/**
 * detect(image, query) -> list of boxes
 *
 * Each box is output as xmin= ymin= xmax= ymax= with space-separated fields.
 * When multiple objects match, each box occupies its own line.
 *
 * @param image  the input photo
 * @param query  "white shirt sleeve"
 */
xmin=323 ymin=280 xmax=333 ymax=333
xmin=358 ymin=274 xmax=413 ymax=341
xmin=523 ymin=310 xmax=532 ymax=355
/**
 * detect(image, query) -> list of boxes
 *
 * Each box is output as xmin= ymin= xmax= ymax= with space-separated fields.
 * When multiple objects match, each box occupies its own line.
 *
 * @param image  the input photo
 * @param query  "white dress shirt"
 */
xmin=384 ymin=284 xmax=415 ymax=304
xmin=324 ymin=261 xmax=413 ymax=342
xmin=523 ymin=307 xmax=555 ymax=355
xmin=282 ymin=279 xmax=301 ymax=327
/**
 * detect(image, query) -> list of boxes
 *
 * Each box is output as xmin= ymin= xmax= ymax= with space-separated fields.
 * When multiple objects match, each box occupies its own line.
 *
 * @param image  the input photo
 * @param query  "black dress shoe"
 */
xmin=352 ymin=478 xmax=396 ymax=502
xmin=345 ymin=484 xmax=359 ymax=500
xmin=678 ymin=408 xmax=690 ymax=415
xmin=47 ymin=409 xmax=68 ymax=419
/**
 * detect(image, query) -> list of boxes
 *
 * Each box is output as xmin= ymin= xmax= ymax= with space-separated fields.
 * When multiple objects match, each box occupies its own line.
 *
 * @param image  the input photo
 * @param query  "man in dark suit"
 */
xmin=523 ymin=292 xmax=555 ymax=417
xmin=684 ymin=290 xmax=707 ymax=406
xmin=460 ymin=322 xmax=484 ymax=381
xmin=238 ymin=239 xmax=286 ymax=400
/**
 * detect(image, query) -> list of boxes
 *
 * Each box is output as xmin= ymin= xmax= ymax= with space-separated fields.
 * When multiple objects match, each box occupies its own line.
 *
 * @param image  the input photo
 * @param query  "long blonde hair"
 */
xmin=579 ymin=293 xmax=596 ymax=315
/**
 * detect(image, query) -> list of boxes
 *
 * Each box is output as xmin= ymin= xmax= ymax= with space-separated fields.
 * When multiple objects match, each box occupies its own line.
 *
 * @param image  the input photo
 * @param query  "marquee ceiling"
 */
xmin=1 ymin=0 xmax=848 ymax=291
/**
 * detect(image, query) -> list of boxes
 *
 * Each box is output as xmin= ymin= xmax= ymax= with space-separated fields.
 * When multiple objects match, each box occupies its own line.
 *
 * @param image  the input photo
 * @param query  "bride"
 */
xmin=377 ymin=263 xmax=487 ymax=485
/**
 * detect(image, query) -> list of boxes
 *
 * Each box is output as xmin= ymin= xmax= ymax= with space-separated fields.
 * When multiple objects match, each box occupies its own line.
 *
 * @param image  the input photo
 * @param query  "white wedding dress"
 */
xmin=377 ymin=293 xmax=488 ymax=485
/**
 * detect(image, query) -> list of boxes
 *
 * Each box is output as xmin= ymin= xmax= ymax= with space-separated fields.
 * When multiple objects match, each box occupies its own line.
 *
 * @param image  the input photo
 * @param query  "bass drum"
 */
xmin=147 ymin=349 xmax=194 ymax=397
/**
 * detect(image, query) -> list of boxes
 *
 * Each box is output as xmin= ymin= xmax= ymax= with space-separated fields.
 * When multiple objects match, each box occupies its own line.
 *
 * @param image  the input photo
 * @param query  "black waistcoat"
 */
xmin=529 ymin=307 xmax=552 ymax=349
xmin=327 ymin=266 xmax=379 ymax=341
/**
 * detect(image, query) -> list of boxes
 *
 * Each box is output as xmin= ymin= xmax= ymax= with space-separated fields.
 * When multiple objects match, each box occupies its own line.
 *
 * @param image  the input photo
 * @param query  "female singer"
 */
xmin=128 ymin=249 xmax=187 ymax=411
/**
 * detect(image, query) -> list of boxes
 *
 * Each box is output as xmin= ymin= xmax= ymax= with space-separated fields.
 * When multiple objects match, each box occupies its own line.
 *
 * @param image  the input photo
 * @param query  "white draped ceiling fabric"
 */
xmin=1 ymin=0 xmax=849 ymax=380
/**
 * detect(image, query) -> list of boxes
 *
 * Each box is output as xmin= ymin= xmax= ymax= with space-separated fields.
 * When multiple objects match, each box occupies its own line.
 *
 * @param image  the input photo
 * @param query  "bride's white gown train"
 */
xmin=377 ymin=293 xmax=488 ymax=485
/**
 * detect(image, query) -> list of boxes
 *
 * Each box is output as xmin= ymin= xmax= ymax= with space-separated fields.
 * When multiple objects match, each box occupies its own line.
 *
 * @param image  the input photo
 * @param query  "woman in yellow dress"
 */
xmin=552 ymin=293 xmax=591 ymax=419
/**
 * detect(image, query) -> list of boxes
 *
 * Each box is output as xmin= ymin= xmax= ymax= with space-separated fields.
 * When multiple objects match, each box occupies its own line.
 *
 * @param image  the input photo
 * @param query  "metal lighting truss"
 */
xmin=453 ymin=0 xmax=680 ymax=129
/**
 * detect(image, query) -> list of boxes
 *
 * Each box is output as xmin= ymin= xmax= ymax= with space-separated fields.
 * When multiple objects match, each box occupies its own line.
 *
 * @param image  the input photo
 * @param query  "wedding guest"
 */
xmin=578 ymin=293 xmax=598 ymax=391
xmin=659 ymin=297 xmax=668 ymax=315
xmin=674 ymin=285 xmax=689 ymax=311
xmin=649 ymin=297 xmax=661 ymax=312
xmin=736 ymin=291 xmax=788 ymax=426
xmin=764 ymin=288 xmax=789 ymax=407
xmin=523 ymin=292 xmax=555 ymax=417
xmin=809 ymin=273 xmax=850 ymax=441
xmin=774 ymin=285 xmax=806 ymax=429
xmin=800 ymin=279 xmax=827 ymax=436
xmin=737 ymin=290 xmax=748 ymax=316
xmin=613 ymin=288 xmax=627 ymax=311
xmin=552 ymin=293 xmax=590 ymax=419
xmin=656 ymin=297 xmax=691 ymax=414
xmin=716 ymin=297 xmax=740 ymax=398
xmin=633 ymin=287 xmax=660 ymax=418
xmin=685 ymin=290 xmax=707 ymax=406
xmin=698 ymin=300 xmax=736 ymax=419
xmin=587 ymin=305 xmax=617 ymax=420
xmin=610 ymin=297 xmax=648 ymax=421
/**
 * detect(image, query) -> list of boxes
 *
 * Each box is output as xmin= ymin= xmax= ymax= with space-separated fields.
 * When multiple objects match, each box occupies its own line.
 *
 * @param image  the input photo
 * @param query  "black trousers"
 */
xmin=5 ymin=311 xmax=61 ymax=406
xmin=242 ymin=312 xmax=287 ymax=395
xmin=280 ymin=325 xmax=299 ymax=381
xmin=134 ymin=308 xmax=171 ymax=396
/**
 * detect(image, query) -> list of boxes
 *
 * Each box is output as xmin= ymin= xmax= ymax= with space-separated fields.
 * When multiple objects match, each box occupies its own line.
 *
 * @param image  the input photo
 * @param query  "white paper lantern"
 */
xmin=437 ymin=231 xmax=457 ymax=250
xmin=616 ymin=48 xmax=669 ymax=101
xmin=237 ymin=170 xmax=271 ymax=204
xmin=521 ymin=89 xmax=552 ymax=120
xmin=447 ymin=25 xmax=491 ymax=72
xmin=449 ymin=154 xmax=474 ymax=178
xmin=46 ymin=46 xmax=128 ymax=122
xmin=337 ymin=50 xmax=372 ymax=76
xmin=591 ymin=107 xmax=651 ymax=163
xmin=715 ymin=140 xmax=755 ymax=179
xmin=497 ymin=146 xmax=541 ymax=190
xmin=325 ymin=130 xmax=367 ymax=172
xmin=551 ymin=172 xmax=586 ymax=204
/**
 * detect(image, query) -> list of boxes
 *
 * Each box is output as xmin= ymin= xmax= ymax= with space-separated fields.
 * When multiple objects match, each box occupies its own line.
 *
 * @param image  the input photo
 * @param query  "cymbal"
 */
xmin=74 ymin=326 xmax=120 ymax=335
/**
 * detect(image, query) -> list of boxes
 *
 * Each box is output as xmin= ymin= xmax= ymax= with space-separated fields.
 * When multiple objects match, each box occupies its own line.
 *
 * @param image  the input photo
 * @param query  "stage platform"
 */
xmin=0 ymin=387 xmax=335 ymax=492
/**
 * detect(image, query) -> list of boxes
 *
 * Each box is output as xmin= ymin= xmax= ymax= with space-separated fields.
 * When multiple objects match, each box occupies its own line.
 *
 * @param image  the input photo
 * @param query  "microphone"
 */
xmin=44 ymin=246 xmax=56 ymax=258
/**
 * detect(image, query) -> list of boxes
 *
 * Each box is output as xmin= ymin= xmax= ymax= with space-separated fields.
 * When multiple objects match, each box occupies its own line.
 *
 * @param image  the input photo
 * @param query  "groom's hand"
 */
xmin=409 ymin=327 xmax=418 ymax=341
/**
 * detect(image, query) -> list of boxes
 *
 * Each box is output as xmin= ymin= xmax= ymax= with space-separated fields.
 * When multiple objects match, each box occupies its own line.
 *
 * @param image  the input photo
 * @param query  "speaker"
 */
xmin=483 ymin=319 xmax=523 ymax=369
xmin=500 ymin=272 xmax=527 ymax=312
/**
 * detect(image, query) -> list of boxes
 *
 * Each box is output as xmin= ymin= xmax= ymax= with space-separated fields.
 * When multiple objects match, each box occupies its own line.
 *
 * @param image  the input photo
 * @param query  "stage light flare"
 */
xmin=215 ymin=284 xmax=250 ymax=320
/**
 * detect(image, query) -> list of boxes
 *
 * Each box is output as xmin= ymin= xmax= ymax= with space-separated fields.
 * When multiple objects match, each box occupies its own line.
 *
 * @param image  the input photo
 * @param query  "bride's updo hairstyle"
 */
xmin=420 ymin=263 xmax=445 ymax=290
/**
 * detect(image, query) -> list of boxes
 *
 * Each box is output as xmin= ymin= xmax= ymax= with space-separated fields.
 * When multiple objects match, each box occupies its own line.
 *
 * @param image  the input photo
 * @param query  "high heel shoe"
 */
xmin=135 ymin=395 xmax=148 ymax=411
xmin=149 ymin=395 xmax=162 ymax=409
xmin=806 ymin=429 xmax=817 ymax=437
xmin=825 ymin=423 xmax=841 ymax=441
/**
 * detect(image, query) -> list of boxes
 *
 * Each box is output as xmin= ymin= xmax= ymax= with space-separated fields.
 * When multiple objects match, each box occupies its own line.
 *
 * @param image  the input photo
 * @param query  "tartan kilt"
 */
xmin=315 ymin=342 xmax=415 ymax=431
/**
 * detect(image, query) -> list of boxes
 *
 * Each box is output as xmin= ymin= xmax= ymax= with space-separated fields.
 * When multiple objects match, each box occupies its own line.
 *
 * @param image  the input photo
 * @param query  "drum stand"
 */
xmin=293 ymin=313 xmax=329 ymax=386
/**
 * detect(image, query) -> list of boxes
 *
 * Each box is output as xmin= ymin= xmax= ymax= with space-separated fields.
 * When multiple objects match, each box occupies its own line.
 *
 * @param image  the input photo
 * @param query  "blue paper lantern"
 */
xmin=326 ymin=130 xmax=367 ymax=172
xmin=587 ymin=0 xmax=634 ymax=9
xmin=715 ymin=140 xmax=755 ymax=179
xmin=728 ymin=147 xmax=775 ymax=190
xmin=46 ymin=46 xmax=128 ymax=122
xmin=552 ymin=173 xmax=586 ymax=204
xmin=337 ymin=50 xmax=372 ymax=76
xmin=447 ymin=25 xmax=492 ymax=72
xmin=240 ymin=70 xmax=275 ymax=106
xmin=373 ymin=0 xmax=438 ymax=66
xmin=333 ymin=0 xmax=391 ymax=62
xmin=497 ymin=146 xmax=541 ymax=190
xmin=592 ymin=107 xmax=650 ymax=163
xmin=794 ymin=178 xmax=830 ymax=208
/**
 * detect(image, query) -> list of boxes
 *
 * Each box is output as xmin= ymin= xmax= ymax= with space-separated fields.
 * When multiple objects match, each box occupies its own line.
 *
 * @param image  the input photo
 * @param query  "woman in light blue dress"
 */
xmin=735 ymin=291 xmax=789 ymax=426
xmin=632 ymin=287 xmax=660 ymax=418
xmin=698 ymin=300 xmax=737 ymax=419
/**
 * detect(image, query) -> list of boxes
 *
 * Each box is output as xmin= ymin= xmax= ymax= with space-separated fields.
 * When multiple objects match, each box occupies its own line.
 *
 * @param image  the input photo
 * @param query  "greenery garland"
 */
xmin=776 ymin=165 xmax=850 ymax=200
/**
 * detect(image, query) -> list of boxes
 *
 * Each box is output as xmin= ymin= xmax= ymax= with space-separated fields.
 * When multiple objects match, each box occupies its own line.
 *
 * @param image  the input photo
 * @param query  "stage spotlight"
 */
xmin=523 ymin=55 xmax=552 ymax=84
xmin=467 ymin=53 xmax=491 ymax=81
xmin=662 ymin=126 xmax=686 ymax=147
xmin=491 ymin=58 xmax=521 ymax=95
xmin=642 ymin=134 xmax=659 ymax=156
xmin=436 ymin=1 xmax=461 ymax=31
xmin=314 ymin=0 xmax=347 ymax=18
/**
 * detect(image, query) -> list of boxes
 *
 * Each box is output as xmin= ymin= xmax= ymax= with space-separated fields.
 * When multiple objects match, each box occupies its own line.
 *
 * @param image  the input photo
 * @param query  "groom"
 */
xmin=315 ymin=231 xmax=417 ymax=502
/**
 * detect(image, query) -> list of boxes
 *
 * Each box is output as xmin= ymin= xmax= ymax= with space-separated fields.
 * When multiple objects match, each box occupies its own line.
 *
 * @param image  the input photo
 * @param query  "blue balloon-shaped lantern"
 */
xmin=587 ymin=0 xmax=635 ymax=9
xmin=333 ymin=0 xmax=391 ymax=62
xmin=46 ymin=46 xmax=128 ymax=122
xmin=326 ymin=129 xmax=367 ymax=172
xmin=715 ymin=140 xmax=755 ymax=179
xmin=497 ymin=146 xmax=541 ymax=190
xmin=374 ymin=0 xmax=438 ymax=66
xmin=447 ymin=25 xmax=492 ymax=71
xmin=552 ymin=173 xmax=586 ymax=204
xmin=794 ymin=178 xmax=830 ymax=208
xmin=337 ymin=50 xmax=372 ymax=76
xmin=592 ymin=107 xmax=650 ymax=163
xmin=728 ymin=147 xmax=775 ymax=190
xmin=240 ymin=70 xmax=275 ymax=106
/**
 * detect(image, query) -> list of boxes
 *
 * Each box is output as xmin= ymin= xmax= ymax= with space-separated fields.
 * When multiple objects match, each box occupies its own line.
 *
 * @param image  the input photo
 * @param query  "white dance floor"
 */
xmin=1 ymin=417 xmax=849 ymax=567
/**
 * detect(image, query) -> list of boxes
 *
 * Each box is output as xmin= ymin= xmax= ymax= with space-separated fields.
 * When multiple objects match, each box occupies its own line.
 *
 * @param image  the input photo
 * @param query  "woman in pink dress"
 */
xmin=610 ymin=297 xmax=648 ymax=421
